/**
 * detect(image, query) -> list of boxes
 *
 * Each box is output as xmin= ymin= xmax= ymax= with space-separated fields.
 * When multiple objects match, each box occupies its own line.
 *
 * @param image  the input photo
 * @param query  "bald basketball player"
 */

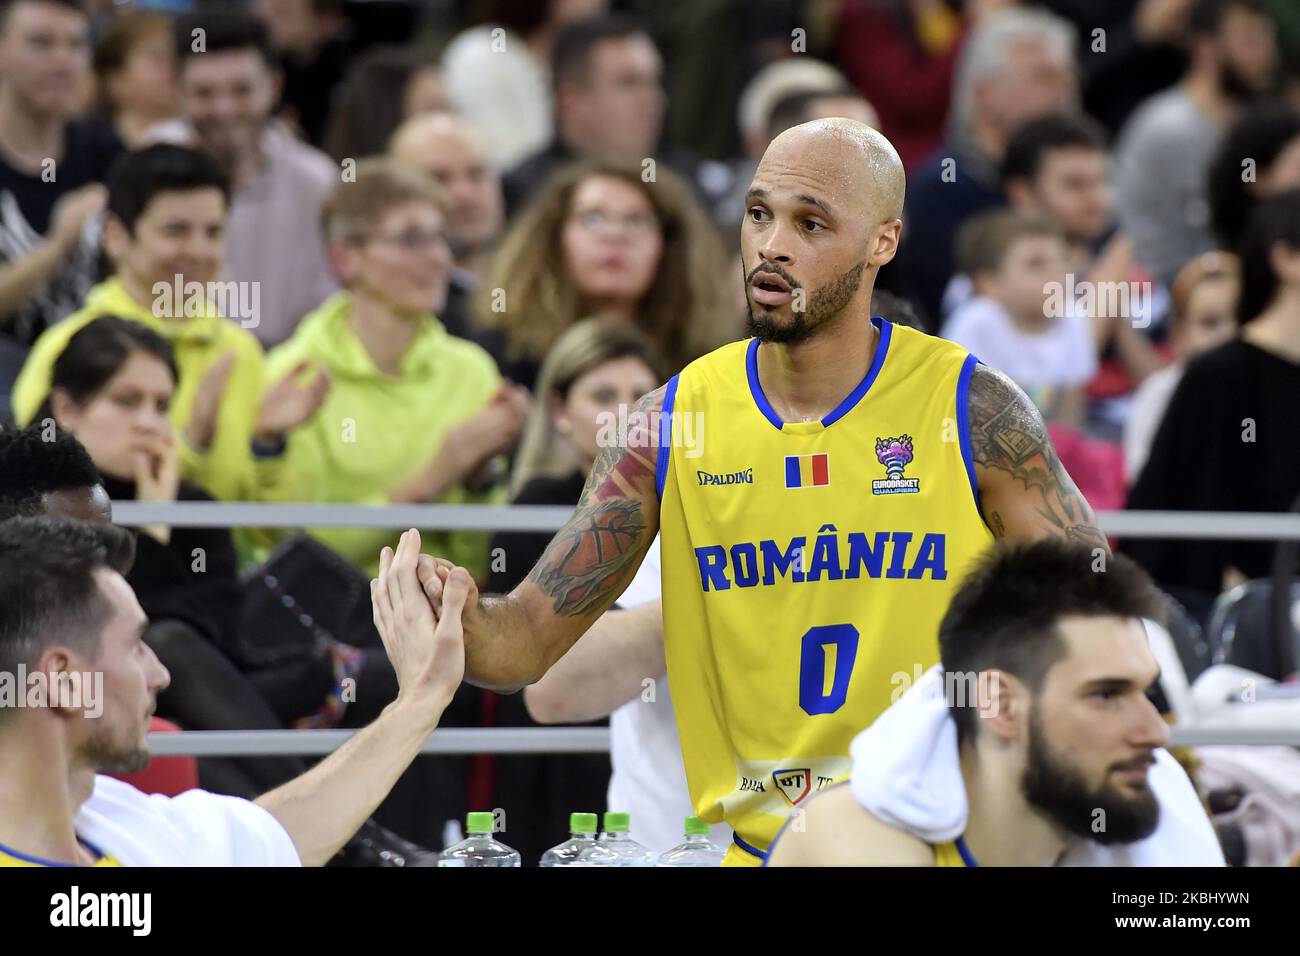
xmin=767 ymin=540 xmax=1175 ymax=867
xmin=416 ymin=119 xmax=1106 ymax=865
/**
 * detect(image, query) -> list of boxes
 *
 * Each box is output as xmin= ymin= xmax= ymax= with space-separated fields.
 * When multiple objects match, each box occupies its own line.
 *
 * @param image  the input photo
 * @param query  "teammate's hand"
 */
xmin=415 ymin=552 xmax=479 ymax=619
xmin=257 ymin=360 xmax=331 ymax=442
xmin=372 ymin=529 xmax=466 ymax=715
xmin=184 ymin=352 xmax=237 ymax=453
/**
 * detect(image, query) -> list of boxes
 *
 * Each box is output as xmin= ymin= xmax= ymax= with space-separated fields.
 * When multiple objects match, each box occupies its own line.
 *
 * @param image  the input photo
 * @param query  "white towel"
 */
xmin=850 ymin=664 xmax=1225 ymax=865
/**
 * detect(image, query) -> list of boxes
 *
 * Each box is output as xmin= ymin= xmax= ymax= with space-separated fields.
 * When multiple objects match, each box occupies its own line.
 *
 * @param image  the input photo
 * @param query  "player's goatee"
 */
xmin=746 ymin=259 xmax=866 ymax=344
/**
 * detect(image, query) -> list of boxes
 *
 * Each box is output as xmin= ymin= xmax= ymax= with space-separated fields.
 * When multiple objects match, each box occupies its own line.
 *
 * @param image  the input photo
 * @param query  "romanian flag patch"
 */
xmin=784 ymin=453 xmax=829 ymax=489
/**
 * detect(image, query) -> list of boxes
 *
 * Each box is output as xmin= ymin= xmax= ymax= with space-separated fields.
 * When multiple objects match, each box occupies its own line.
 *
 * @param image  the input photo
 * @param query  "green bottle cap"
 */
xmin=570 ymin=812 xmax=598 ymax=834
xmin=466 ymin=812 xmax=495 ymax=834
xmin=603 ymin=811 xmax=631 ymax=833
xmin=685 ymin=816 xmax=709 ymax=836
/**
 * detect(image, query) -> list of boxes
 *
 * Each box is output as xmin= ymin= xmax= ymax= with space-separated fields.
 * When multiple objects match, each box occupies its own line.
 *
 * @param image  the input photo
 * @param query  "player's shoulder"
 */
xmin=675 ymin=338 xmax=751 ymax=388
xmin=766 ymin=782 xmax=935 ymax=866
xmin=966 ymin=360 xmax=1039 ymax=423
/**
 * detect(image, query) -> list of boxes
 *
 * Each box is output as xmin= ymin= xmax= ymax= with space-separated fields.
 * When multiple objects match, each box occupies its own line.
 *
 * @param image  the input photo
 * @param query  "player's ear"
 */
xmin=974 ymin=669 xmax=1023 ymax=743
xmin=868 ymin=219 xmax=902 ymax=267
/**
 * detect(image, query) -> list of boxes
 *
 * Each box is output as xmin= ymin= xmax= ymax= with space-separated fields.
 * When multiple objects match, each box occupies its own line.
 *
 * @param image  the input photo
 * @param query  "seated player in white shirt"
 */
xmin=0 ymin=519 xmax=465 ymax=867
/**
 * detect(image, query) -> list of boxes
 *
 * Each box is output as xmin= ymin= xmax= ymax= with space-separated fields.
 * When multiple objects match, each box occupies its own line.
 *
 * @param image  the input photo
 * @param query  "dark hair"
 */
xmin=1207 ymin=102 xmax=1300 ymax=249
xmin=174 ymin=8 xmax=276 ymax=69
xmin=92 ymin=11 xmax=174 ymax=116
xmin=552 ymin=14 xmax=650 ymax=93
xmin=106 ymin=143 xmax=230 ymax=235
xmin=1000 ymin=113 xmax=1107 ymax=188
xmin=1187 ymin=0 xmax=1267 ymax=39
xmin=49 ymin=316 xmax=178 ymax=413
xmin=0 ymin=516 xmax=135 ymax=683
xmin=765 ymin=86 xmax=860 ymax=143
xmin=955 ymin=209 xmax=1063 ymax=276
xmin=1236 ymin=189 xmax=1300 ymax=324
xmin=0 ymin=424 xmax=101 ymax=516
xmin=322 ymin=45 xmax=426 ymax=164
xmin=0 ymin=0 xmax=84 ymax=32
xmin=473 ymin=0 xmax=552 ymax=38
xmin=939 ymin=540 xmax=1165 ymax=743
xmin=870 ymin=289 xmax=923 ymax=330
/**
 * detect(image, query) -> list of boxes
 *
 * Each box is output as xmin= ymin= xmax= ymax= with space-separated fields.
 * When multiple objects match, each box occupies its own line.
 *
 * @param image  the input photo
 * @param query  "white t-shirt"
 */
xmin=942 ymin=295 xmax=1098 ymax=398
xmin=1123 ymin=362 xmax=1183 ymax=483
xmin=73 ymin=775 xmax=301 ymax=866
xmin=607 ymin=536 xmax=733 ymax=855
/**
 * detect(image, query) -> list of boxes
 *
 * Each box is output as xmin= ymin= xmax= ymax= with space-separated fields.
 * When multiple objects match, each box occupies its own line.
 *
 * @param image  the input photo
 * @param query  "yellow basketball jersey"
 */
xmin=656 ymin=317 xmax=994 ymax=864
xmin=933 ymin=837 xmax=977 ymax=867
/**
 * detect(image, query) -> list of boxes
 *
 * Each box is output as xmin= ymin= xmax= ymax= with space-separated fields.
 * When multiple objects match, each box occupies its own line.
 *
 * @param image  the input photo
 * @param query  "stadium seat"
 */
xmin=1206 ymin=581 xmax=1300 ymax=681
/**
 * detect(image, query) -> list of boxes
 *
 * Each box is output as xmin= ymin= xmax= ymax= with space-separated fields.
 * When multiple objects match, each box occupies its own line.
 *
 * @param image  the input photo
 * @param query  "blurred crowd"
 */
xmin=1 ymin=0 xmax=1298 ymax=858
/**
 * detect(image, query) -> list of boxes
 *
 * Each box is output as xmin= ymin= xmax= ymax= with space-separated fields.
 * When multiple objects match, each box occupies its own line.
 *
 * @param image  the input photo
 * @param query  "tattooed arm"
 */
xmin=968 ymin=365 xmax=1108 ymax=551
xmin=425 ymin=387 xmax=665 ymax=692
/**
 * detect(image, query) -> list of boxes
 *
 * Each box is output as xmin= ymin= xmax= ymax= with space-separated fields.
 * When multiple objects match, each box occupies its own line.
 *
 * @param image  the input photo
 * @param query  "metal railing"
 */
xmin=144 ymin=725 xmax=1300 ymax=757
xmin=110 ymin=501 xmax=1300 ymax=540
xmin=114 ymin=500 xmax=1299 ymax=758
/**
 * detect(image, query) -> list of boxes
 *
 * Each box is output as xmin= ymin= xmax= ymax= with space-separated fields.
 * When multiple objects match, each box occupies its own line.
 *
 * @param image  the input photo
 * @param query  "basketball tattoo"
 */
xmin=527 ymin=386 xmax=664 ymax=616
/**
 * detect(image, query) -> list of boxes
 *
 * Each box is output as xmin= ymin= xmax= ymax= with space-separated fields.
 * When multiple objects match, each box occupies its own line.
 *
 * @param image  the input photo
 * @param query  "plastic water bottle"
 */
xmin=539 ymin=812 xmax=620 ymax=867
xmin=597 ymin=812 xmax=655 ymax=867
xmin=437 ymin=812 xmax=521 ymax=867
xmin=657 ymin=816 xmax=726 ymax=867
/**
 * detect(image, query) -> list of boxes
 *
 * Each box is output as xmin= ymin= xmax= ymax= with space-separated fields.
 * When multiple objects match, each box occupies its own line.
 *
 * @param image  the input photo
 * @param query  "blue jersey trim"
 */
xmin=0 ymin=838 xmax=101 ymax=867
xmin=733 ymin=831 xmax=768 ymax=861
xmin=955 ymin=834 xmax=979 ymax=867
xmin=956 ymin=353 xmax=982 ymax=517
xmin=821 ymin=316 xmax=892 ymax=427
xmin=655 ymin=375 xmax=680 ymax=502
xmin=744 ymin=316 xmax=893 ymax=432
xmin=745 ymin=338 xmax=784 ymax=430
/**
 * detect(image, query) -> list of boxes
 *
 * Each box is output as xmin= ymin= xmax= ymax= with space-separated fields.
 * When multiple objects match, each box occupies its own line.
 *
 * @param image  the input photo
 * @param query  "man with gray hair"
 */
xmin=900 ymin=7 xmax=1079 ymax=326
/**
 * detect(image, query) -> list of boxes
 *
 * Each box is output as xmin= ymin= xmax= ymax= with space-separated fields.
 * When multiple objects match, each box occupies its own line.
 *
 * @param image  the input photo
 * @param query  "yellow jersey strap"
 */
xmin=933 ymin=835 xmax=979 ymax=867
xmin=0 ymin=838 xmax=123 ymax=867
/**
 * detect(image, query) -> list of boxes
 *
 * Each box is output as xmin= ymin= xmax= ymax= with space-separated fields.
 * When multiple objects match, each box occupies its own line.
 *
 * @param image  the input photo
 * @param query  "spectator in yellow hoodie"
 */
xmin=11 ymin=144 xmax=329 ymax=507
xmin=266 ymin=159 xmax=529 ymax=579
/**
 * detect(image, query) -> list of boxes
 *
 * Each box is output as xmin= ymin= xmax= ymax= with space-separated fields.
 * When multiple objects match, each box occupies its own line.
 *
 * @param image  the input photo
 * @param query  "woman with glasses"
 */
xmin=479 ymin=159 xmax=731 ymax=389
xmin=264 ymin=159 xmax=530 ymax=582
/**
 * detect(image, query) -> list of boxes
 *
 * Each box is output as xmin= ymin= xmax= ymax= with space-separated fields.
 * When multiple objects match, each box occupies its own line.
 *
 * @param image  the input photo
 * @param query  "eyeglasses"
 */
xmin=570 ymin=209 xmax=659 ymax=237
xmin=365 ymin=229 xmax=449 ymax=252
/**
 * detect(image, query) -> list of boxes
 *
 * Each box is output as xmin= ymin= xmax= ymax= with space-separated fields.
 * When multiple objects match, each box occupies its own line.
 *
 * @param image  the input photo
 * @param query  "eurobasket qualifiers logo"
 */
xmin=873 ymin=435 xmax=920 ymax=495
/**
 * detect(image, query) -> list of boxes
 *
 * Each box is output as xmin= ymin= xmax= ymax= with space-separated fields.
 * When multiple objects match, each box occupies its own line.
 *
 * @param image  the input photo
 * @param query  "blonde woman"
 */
xmin=480 ymin=159 xmax=729 ymax=387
